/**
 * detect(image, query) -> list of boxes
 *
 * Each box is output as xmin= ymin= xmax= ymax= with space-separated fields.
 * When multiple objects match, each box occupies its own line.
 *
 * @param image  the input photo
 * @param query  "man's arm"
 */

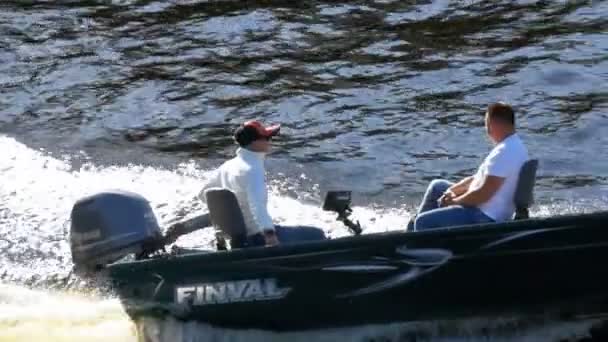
xmin=450 ymin=143 xmax=517 ymax=207
xmin=245 ymin=173 xmax=277 ymax=245
xmin=448 ymin=176 xmax=474 ymax=196
xmin=452 ymin=175 xmax=505 ymax=207
xmin=439 ymin=176 xmax=474 ymax=206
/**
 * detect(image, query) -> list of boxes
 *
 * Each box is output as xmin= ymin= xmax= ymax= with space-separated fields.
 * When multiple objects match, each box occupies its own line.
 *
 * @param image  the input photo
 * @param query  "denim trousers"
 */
xmin=410 ymin=179 xmax=494 ymax=231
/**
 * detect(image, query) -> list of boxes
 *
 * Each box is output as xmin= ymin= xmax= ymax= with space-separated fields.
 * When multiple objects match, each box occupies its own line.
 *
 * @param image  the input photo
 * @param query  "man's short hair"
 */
xmin=487 ymin=102 xmax=515 ymax=126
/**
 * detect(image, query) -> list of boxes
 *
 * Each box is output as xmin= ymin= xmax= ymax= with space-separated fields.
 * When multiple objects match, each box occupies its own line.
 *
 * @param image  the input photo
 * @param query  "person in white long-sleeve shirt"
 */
xmin=199 ymin=120 xmax=326 ymax=247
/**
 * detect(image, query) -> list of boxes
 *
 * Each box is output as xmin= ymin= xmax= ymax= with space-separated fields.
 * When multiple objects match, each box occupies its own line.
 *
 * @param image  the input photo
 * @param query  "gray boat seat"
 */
xmin=513 ymin=159 xmax=538 ymax=220
xmin=204 ymin=188 xmax=248 ymax=250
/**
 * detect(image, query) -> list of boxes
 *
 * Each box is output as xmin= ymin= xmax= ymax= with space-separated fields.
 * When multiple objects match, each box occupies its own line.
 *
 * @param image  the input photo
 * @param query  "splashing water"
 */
xmin=0 ymin=283 xmax=602 ymax=342
xmin=0 ymin=134 xmax=412 ymax=284
xmin=2 ymin=134 xmax=607 ymax=341
xmin=0 ymin=284 xmax=136 ymax=342
xmin=136 ymin=315 xmax=604 ymax=342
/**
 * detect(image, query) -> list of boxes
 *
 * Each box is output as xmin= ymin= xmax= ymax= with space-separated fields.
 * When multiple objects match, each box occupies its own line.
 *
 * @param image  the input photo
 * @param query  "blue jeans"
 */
xmin=409 ymin=179 xmax=494 ymax=231
xmin=247 ymin=225 xmax=326 ymax=247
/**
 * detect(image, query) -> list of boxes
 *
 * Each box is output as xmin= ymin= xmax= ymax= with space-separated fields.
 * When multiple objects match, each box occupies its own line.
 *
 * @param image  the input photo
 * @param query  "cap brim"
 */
xmin=262 ymin=124 xmax=281 ymax=137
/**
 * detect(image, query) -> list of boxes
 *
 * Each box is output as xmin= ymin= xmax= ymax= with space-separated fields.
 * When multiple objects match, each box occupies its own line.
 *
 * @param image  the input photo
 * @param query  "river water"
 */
xmin=1 ymin=0 xmax=607 ymax=341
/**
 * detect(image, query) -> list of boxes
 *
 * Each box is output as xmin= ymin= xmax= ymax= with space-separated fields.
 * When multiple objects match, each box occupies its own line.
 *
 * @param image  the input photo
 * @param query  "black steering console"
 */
xmin=322 ymin=191 xmax=362 ymax=235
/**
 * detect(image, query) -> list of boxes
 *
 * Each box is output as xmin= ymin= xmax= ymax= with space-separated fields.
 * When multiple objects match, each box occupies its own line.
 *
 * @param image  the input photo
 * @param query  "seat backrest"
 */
xmin=513 ymin=159 xmax=539 ymax=220
xmin=204 ymin=188 xmax=248 ymax=249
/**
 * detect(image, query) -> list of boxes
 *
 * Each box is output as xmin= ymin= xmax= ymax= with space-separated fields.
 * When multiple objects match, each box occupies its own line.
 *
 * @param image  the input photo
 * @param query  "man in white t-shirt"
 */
xmin=408 ymin=102 xmax=529 ymax=231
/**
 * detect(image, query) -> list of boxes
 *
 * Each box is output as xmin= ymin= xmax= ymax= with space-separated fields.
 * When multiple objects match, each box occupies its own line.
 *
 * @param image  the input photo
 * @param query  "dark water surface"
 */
xmin=0 ymin=0 xmax=607 ymax=340
xmin=2 ymin=0 xmax=607 ymax=201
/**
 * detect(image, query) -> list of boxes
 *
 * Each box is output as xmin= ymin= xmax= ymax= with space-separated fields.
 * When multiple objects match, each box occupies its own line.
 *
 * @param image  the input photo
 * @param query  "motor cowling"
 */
xmin=69 ymin=190 xmax=162 ymax=273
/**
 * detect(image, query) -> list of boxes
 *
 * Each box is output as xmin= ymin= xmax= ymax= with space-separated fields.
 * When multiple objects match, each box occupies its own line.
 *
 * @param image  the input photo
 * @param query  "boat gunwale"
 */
xmin=107 ymin=210 xmax=608 ymax=271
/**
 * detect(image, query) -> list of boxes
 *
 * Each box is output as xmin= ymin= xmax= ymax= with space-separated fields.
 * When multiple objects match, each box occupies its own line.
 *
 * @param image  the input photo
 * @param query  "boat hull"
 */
xmin=107 ymin=211 xmax=608 ymax=330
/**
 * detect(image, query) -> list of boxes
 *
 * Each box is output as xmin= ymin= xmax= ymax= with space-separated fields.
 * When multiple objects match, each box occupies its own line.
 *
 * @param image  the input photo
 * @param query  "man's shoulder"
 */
xmin=484 ymin=135 xmax=528 ymax=173
xmin=497 ymin=134 xmax=527 ymax=153
xmin=219 ymin=156 xmax=257 ymax=177
xmin=505 ymin=134 xmax=528 ymax=158
xmin=221 ymin=155 xmax=246 ymax=167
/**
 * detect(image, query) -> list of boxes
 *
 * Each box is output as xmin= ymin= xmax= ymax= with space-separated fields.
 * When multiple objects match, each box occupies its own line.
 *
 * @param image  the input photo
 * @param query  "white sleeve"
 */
xmin=197 ymin=169 xmax=222 ymax=202
xmin=244 ymin=171 xmax=274 ymax=233
xmin=486 ymin=146 xmax=517 ymax=178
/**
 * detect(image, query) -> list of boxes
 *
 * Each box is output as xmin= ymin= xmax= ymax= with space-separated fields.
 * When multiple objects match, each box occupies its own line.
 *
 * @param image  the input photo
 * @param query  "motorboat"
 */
xmin=67 ymin=159 xmax=608 ymax=331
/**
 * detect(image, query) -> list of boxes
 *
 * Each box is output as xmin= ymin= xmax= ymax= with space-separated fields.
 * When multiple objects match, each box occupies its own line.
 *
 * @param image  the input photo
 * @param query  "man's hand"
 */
xmin=438 ymin=190 xmax=456 ymax=207
xmin=264 ymin=230 xmax=279 ymax=246
xmin=447 ymin=176 xmax=474 ymax=197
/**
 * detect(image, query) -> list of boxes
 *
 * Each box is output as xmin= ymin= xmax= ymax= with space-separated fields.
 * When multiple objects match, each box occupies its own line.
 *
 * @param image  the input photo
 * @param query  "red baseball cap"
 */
xmin=243 ymin=120 xmax=281 ymax=137
xmin=234 ymin=120 xmax=281 ymax=146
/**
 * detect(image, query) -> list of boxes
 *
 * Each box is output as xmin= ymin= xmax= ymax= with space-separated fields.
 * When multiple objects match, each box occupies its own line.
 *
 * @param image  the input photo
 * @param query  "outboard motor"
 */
xmin=69 ymin=190 xmax=162 ymax=273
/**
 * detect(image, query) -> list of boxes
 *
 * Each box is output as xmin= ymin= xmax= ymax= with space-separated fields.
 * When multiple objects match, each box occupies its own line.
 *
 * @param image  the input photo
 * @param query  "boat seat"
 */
xmin=204 ymin=188 xmax=248 ymax=250
xmin=513 ymin=159 xmax=539 ymax=220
